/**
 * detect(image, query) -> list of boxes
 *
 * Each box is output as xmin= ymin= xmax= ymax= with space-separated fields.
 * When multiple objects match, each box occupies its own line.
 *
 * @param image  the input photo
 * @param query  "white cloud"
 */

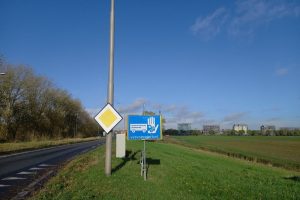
xmin=85 ymin=98 xmax=147 ymax=118
xmin=118 ymin=98 xmax=147 ymax=114
xmin=190 ymin=7 xmax=228 ymax=40
xmin=265 ymin=117 xmax=281 ymax=123
xmin=262 ymin=107 xmax=281 ymax=112
xmin=151 ymin=103 xmax=206 ymax=128
xmin=223 ymin=112 xmax=248 ymax=122
xmin=105 ymin=99 xmax=207 ymax=129
xmin=275 ymin=67 xmax=289 ymax=76
xmin=173 ymin=107 xmax=204 ymax=123
xmin=87 ymin=100 xmax=298 ymax=130
xmin=191 ymin=0 xmax=300 ymax=39
xmin=229 ymin=0 xmax=300 ymax=37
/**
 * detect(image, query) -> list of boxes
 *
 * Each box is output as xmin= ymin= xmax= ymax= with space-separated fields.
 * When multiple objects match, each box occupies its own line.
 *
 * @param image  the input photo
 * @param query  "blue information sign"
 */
xmin=127 ymin=115 xmax=162 ymax=140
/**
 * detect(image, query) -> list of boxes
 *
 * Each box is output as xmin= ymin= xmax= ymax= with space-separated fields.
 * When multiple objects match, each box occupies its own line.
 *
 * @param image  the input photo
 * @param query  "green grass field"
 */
xmin=32 ymin=140 xmax=300 ymax=200
xmin=0 ymin=137 xmax=101 ymax=155
xmin=167 ymin=136 xmax=300 ymax=171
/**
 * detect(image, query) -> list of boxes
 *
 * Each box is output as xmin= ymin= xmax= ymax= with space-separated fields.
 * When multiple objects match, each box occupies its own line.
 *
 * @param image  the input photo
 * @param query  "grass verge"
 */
xmin=31 ymin=140 xmax=300 ymax=200
xmin=0 ymin=137 xmax=101 ymax=155
xmin=166 ymin=136 xmax=300 ymax=171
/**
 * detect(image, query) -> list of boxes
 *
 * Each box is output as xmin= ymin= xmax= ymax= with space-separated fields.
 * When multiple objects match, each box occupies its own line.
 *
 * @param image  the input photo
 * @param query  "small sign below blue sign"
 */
xmin=127 ymin=115 xmax=162 ymax=140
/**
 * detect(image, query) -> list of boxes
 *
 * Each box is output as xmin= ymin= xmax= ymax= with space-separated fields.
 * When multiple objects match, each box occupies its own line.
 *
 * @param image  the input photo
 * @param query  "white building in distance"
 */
xmin=233 ymin=124 xmax=248 ymax=135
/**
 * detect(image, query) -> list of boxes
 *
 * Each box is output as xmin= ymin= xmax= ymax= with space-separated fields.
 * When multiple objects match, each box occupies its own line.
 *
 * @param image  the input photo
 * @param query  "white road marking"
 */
xmin=0 ymin=140 xmax=98 ymax=159
xmin=39 ymin=164 xmax=55 ymax=167
xmin=17 ymin=171 xmax=36 ymax=175
xmin=10 ymin=170 xmax=54 ymax=200
xmin=29 ymin=167 xmax=44 ymax=170
xmin=2 ymin=177 xmax=26 ymax=181
xmin=0 ymin=184 xmax=11 ymax=187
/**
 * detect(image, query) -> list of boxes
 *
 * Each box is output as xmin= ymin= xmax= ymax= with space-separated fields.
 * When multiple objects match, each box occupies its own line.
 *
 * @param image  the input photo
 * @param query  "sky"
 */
xmin=0 ymin=0 xmax=300 ymax=130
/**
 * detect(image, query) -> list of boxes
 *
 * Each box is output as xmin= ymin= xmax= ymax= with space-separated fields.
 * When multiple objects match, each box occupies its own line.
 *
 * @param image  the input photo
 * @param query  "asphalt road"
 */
xmin=0 ymin=139 xmax=103 ymax=199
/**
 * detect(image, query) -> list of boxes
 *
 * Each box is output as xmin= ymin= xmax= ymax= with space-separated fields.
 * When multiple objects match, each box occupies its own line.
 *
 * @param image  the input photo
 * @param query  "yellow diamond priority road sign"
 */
xmin=95 ymin=104 xmax=122 ymax=133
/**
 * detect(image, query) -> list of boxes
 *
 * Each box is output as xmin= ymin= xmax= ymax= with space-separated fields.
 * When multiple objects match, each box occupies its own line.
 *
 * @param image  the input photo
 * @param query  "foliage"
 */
xmin=142 ymin=110 xmax=155 ymax=116
xmin=275 ymin=129 xmax=300 ymax=136
xmin=163 ymin=128 xmax=179 ymax=135
xmin=0 ymin=60 xmax=99 ymax=141
xmin=247 ymin=130 xmax=261 ymax=136
xmin=164 ymin=129 xmax=300 ymax=136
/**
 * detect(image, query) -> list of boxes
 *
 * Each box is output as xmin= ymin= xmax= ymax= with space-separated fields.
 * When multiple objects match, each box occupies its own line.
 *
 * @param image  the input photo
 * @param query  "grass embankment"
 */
xmin=0 ymin=137 xmax=101 ymax=155
xmin=167 ymin=136 xmax=300 ymax=171
xmin=32 ymin=140 xmax=300 ymax=200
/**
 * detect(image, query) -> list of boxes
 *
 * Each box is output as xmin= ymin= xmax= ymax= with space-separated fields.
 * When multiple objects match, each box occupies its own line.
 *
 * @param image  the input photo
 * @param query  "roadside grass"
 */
xmin=32 ymin=140 xmax=300 ymax=200
xmin=0 ymin=137 xmax=101 ymax=155
xmin=167 ymin=136 xmax=300 ymax=171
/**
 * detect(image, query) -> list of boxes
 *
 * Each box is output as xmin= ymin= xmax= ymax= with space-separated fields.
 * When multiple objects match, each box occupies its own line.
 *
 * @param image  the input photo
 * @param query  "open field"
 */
xmin=167 ymin=136 xmax=300 ymax=171
xmin=0 ymin=137 xmax=101 ymax=155
xmin=31 ymin=140 xmax=300 ymax=200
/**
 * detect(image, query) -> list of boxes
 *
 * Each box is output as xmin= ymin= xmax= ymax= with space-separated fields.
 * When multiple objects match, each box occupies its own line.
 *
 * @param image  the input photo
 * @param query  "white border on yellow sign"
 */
xmin=94 ymin=103 xmax=123 ymax=133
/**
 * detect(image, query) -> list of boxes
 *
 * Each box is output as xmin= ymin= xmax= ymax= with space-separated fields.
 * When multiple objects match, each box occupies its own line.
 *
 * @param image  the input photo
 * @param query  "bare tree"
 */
xmin=0 ymin=61 xmax=99 ymax=141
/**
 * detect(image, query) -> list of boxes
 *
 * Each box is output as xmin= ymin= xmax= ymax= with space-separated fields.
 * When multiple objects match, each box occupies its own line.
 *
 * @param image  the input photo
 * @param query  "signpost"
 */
xmin=94 ymin=104 xmax=122 ymax=134
xmin=127 ymin=115 xmax=162 ymax=180
xmin=127 ymin=115 xmax=162 ymax=140
xmin=94 ymin=103 xmax=122 ymax=177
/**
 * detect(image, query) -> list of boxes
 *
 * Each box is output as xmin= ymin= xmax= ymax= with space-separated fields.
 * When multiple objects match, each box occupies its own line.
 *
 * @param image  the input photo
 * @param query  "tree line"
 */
xmin=0 ymin=59 xmax=100 ymax=142
xmin=163 ymin=129 xmax=300 ymax=136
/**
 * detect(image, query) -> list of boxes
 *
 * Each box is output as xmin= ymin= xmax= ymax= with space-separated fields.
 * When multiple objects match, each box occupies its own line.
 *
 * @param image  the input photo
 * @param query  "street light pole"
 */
xmin=105 ymin=0 xmax=115 ymax=177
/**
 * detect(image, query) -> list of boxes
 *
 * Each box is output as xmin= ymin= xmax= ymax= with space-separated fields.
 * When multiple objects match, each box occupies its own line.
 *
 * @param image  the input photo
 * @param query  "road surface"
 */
xmin=0 ymin=139 xmax=103 ymax=199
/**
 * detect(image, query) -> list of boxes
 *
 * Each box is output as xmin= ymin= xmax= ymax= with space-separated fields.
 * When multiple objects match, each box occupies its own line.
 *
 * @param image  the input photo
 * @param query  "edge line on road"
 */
xmin=0 ymin=140 xmax=100 ymax=159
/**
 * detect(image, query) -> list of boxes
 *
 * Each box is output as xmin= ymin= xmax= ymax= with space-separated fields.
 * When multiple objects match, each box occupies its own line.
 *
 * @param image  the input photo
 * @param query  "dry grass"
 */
xmin=0 ymin=137 xmax=101 ymax=155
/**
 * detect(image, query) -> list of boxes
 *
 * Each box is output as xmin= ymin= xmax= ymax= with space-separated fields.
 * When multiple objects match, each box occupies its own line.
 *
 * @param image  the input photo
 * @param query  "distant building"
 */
xmin=260 ymin=125 xmax=275 ymax=135
xmin=233 ymin=124 xmax=248 ymax=135
xmin=203 ymin=125 xmax=220 ymax=134
xmin=178 ymin=123 xmax=191 ymax=133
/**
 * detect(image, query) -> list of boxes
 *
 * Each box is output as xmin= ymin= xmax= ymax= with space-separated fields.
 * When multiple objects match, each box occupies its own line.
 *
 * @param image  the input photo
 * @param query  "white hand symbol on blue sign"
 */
xmin=147 ymin=117 xmax=159 ymax=134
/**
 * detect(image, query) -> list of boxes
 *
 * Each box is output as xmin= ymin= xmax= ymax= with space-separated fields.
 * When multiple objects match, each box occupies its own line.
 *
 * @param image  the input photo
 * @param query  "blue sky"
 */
xmin=1 ymin=0 xmax=300 ymax=129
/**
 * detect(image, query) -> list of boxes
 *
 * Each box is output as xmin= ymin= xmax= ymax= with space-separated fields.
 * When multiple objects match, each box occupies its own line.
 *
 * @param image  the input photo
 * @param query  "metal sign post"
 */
xmin=144 ymin=140 xmax=147 ymax=180
xmin=140 ymin=140 xmax=147 ymax=180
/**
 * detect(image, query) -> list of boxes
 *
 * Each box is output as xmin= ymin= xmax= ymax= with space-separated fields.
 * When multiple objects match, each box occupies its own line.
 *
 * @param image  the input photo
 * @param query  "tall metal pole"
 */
xmin=105 ymin=0 xmax=115 ymax=176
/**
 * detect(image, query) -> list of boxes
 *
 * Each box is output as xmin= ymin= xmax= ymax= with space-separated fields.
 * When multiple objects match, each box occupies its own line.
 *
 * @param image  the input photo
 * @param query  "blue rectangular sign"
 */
xmin=127 ymin=115 xmax=162 ymax=140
